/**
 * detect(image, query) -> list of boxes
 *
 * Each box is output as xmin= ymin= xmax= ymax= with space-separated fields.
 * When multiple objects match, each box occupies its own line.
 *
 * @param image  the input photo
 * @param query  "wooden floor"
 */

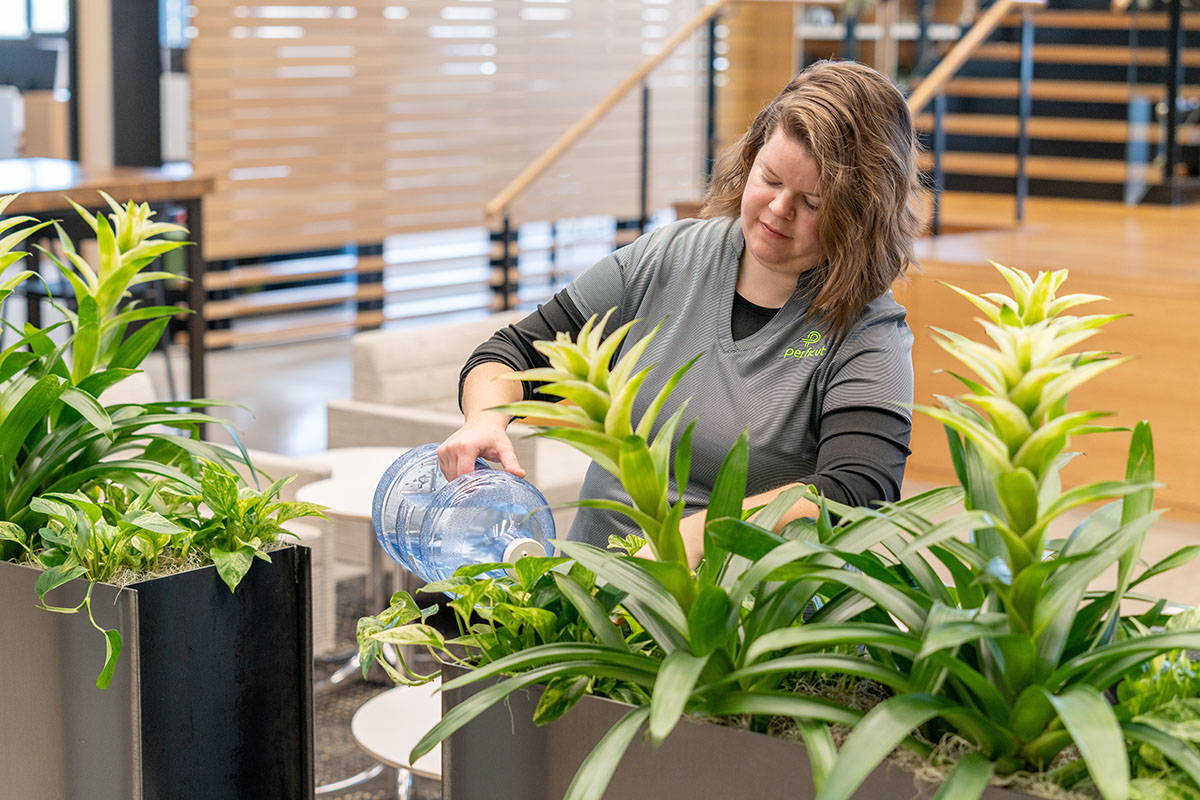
xmin=902 ymin=192 xmax=1200 ymax=525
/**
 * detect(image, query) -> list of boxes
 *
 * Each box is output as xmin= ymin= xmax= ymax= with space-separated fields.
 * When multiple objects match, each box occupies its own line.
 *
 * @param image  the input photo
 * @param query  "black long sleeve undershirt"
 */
xmin=459 ymin=288 xmax=911 ymax=508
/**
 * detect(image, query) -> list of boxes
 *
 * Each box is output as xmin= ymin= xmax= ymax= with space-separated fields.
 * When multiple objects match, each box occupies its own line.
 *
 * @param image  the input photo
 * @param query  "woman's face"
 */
xmin=739 ymin=128 xmax=823 ymax=280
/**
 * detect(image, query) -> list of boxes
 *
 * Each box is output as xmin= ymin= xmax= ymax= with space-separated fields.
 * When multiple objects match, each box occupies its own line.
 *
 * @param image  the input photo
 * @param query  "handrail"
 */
xmin=907 ymin=0 xmax=1045 ymax=115
xmin=483 ymin=0 xmax=734 ymax=219
xmin=486 ymin=0 xmax=1047 ymax=222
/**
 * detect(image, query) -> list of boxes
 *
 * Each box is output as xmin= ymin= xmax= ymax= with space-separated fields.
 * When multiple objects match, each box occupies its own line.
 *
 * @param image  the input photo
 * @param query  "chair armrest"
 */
xmin=325 ymin=399 xmax=539 ymax=471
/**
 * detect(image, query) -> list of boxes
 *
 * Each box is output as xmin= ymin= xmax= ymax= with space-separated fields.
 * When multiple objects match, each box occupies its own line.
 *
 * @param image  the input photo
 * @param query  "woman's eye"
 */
xmin=803 ymin=197 xmax=820 ymax=212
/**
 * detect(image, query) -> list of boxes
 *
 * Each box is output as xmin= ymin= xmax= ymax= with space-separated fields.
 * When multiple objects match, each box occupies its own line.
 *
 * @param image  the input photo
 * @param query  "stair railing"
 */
xmin=485 ymin=0 xmax=1046 ymax=309
xmin=909 ymin=0 xmax=1045 ymax=230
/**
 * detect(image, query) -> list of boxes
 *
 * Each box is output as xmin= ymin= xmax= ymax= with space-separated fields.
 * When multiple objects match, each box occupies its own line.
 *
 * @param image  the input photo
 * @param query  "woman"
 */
xmin=439 ymin=60 xmax=924 ymax=566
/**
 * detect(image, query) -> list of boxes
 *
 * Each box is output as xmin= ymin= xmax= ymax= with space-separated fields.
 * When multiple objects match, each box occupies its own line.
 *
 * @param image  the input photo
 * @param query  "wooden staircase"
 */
xmin=914 ymin=0 xmax=1200 ymax=203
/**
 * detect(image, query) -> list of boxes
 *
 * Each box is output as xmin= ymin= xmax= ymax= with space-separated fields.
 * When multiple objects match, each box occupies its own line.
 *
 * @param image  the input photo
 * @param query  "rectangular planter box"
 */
xmin=0 ymin=544 xmax=314 ymax=800
xmin=441 ymin=663 xmax=1033 ymax=800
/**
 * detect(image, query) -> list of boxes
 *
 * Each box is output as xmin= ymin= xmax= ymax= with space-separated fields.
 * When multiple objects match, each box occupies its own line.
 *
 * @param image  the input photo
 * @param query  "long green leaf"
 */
xmin=648 ymin=650 xmax=709 ymax=744
xmin=414 ymin=660 xmax=652 ymax=762
xmin=699 ymin=430 xmax=749 ymax=586
xmin=558 ymin=541 xmax=689 ymax=633
xmin=699 ymin=691 xmax=862 ymax=727
xmin=1123 ymin=721 xmax=1200 ymax=790
xmin=797 ymin=719 xmax=837 ymax=792
xmin=816 ymin=694 xmax=955 ymax=800
xmin=744 ymin=622 xmax=918 ymax=665
xmin=1044 ymin=686 xmax=1127 ymax=800
xmin=931 ymin=752 xmax=993 ymax=800
xmin=58 ymin=387 xmax=113 ymax=440
xmin=553 ymin=573 xmax=629 ymax=651
xmin=0 ymin=374 xmax=64 ymax=465
xmin=563 ymin=705 xmax=650 ymax=800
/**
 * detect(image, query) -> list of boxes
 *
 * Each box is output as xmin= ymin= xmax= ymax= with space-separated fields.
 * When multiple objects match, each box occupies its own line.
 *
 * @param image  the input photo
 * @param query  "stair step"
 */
xmin=940 ymin=77 xmax=1200 ymax=102
xmin=972 ymin=42 xmax=1200 ymax=67
xmin=919 ymin=151 xmax=1152 ymax=183
xmin=1001 ymin=9 xmax=1200 ymax=30
xmin=914 ymin=113 xmax=1200 ymax=144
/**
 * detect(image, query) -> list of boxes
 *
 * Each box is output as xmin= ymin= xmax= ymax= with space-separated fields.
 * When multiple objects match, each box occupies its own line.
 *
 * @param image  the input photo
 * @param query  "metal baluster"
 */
xmin=1164 ymin=0 xmax=1183 ymax=197
xmin=705 ymin=16 xmax=719 ymax=183
xmin=1015 ymin=7 xmax=1034 ymax=223
xmin=501 ymin=213 xmax=514 ymax=311
xmin=933 ymin=92 xmax=947 ymax=236
xmin=640 ymin=81 xmax=650 ymax=234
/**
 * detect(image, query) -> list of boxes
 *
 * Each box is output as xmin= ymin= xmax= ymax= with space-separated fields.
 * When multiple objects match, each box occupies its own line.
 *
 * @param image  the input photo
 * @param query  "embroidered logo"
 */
xmin=784 ymin=331 xmax=826 ymax=359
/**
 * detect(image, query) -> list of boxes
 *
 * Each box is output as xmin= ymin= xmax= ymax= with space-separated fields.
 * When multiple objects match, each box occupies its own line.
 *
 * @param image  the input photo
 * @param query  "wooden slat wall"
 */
xmin=190 ymin=0 xmax=706 ymax=262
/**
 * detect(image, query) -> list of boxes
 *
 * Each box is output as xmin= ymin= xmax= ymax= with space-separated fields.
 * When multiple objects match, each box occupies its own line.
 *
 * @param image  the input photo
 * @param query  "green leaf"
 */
xmin=123 ymin=510 xmax=185 ymax=535
xmin=686 ymin=584 xmax=731 ymax=656
xmin=1044 ymin=686 xmax=1128 ymax=800
xmin=563 ymin=705 xmax=650 ymax=800
xmin=931 ymin=752 xmax=993 ymax=800
xmin=997 ymin=467 xmax=1039 ymax=535
xmin=533 ymin=428 xmax=621 ymax=476
xmin=553 ymin=573 xmax=629 ymax=651
xmin=700 ymin=431 xmax=749 ymax=585
xmin=0 ymin=520 xmax=27 ymax=547
xmin=419 ymin=657 xmax=655 ymax=763
xmin=618 ymin=434 xmax=663 ymax=519
xmin=369 ymin=623 xmax=446 ymax=650
xmin=513 ymin=556 xmax=569 ymax=590
xmin=0 ymin=374 xmax=65 ymax=465
xmin=797 ymin=719 xmax=837 ymax=792
xmin=648 ymin=649 xmax=709 ymax=745
xmin=1124 ymin=722 xmax=1200 ymax=791
xmin=532 ymin=674 xmax=591 ymax=725
xmin=96 ymin=628 xmax=123 ymax=690
xmin=59 ymin=387 xmax=113 ymax=440
xmin=109 ymin=317 xmax=169 ymax=371
xmin=211 ymin=545 xmax=255 ymax=592
xmin=34 ymin=563 xmax=87 ymax=603
xmin=816 ymin=694 xmax=955 ymax=800
xmin=558 ymin=541 xmax=689 ymax=633
xmin=1132 ymin=545 xmax=1200 ymax=588
xmin=635 ymin=352 xmax=702 ymax=440
xmin=70 ymin=295 xmax=101 ymax=383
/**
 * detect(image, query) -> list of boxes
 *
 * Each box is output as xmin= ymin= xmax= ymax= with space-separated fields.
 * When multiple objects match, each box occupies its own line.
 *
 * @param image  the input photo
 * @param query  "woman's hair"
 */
xmin=702 ymin=59 xmax=924 ymax=336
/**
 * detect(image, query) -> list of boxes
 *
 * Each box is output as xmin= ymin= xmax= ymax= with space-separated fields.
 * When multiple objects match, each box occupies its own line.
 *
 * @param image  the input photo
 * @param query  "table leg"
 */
xmin=183 ymin=198 xmax=207 ymax=401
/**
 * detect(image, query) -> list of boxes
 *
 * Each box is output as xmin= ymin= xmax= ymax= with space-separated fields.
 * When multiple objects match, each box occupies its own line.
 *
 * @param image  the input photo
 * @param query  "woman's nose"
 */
xmin=768 ymin=191 xmax=793 ymax=220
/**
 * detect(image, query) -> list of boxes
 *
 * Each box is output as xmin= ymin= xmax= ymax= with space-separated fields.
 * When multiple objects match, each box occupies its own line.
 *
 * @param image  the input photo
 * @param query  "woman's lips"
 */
xmin=760 ymin=221 xmax=788 ymax=240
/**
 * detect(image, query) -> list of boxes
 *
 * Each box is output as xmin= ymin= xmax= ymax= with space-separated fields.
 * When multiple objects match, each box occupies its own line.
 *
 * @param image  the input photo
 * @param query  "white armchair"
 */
xmin=325 ymin=313 xmax=592 ymax=534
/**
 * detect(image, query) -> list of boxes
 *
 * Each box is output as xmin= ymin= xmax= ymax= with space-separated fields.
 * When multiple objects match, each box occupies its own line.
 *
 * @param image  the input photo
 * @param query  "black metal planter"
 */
xmin=0 ymin=544 xmax=314 ymax=800
xmin=440 ymin=663 xmax=1033 ymax=800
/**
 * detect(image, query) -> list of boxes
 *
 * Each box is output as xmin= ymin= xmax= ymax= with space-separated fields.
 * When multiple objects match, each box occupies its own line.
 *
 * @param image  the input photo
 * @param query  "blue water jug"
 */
xmin=373 ymin=443 xmax=554 ymax=582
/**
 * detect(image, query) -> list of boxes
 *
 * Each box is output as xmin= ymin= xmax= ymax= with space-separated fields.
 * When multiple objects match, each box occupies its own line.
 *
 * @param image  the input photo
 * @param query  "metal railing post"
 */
xmin=933 ymin=92 xmax=947 ymax=236
xmin=1015 ymin=7 xmax=1034 ymax=222
xmin=1164 ymin=0 xmax=1183 ymax=194
xmin=640 ymin=81 xmax=650 ymax=233
xmin=705 ymin=16 xmax=719 ymax=182
xmin=501 ymin=213 xmax=514 ymax=310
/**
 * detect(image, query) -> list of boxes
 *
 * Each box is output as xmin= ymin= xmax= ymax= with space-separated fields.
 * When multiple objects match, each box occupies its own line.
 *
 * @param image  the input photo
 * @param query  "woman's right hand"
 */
xmin=437 ymin=412 xmax=526 ymax=481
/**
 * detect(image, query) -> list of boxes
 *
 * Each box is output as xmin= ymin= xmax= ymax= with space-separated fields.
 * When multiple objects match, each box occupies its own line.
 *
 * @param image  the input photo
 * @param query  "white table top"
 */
xmin=294 ymin=446 xmax=412 ymax=519
xmin=351 ymin=680 xmax=443 ymax=778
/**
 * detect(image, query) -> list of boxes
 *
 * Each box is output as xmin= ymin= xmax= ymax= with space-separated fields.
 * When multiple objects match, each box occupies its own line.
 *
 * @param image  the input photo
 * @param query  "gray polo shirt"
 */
xmin=565 ymin=216 xmax=913 ymax=547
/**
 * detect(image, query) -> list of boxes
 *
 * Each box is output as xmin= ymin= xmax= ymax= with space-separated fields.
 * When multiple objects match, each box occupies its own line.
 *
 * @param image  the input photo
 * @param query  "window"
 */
xmin=0 ymin=0 xmax=68 ymax=38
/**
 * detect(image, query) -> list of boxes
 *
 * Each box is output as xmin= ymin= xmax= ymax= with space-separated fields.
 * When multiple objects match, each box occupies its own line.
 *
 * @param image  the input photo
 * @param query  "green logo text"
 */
xmin=785 ymin=331 xmax=826 ymax=359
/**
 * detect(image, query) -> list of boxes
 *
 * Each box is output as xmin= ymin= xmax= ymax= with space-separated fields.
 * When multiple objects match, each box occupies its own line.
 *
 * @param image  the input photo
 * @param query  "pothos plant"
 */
xmin=358 ymin=264 xmax=1200 ymax=800
xmin=0 ymin=193 xmax=324 ymax=687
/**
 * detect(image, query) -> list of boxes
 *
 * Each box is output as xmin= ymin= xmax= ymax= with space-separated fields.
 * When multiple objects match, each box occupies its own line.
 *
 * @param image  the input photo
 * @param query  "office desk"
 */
xmin=0 ymin=158 xmax=214 ymax=398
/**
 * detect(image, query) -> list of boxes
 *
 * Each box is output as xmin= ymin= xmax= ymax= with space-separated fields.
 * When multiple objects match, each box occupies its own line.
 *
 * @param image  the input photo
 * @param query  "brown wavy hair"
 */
xmin=701 ymin=60 xmax=924 ymax=336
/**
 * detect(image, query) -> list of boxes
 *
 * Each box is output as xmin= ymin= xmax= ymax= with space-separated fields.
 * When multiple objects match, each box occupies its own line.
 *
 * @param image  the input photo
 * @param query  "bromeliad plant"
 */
xmin=359 ymin=264 xmax=1200 ymax=800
